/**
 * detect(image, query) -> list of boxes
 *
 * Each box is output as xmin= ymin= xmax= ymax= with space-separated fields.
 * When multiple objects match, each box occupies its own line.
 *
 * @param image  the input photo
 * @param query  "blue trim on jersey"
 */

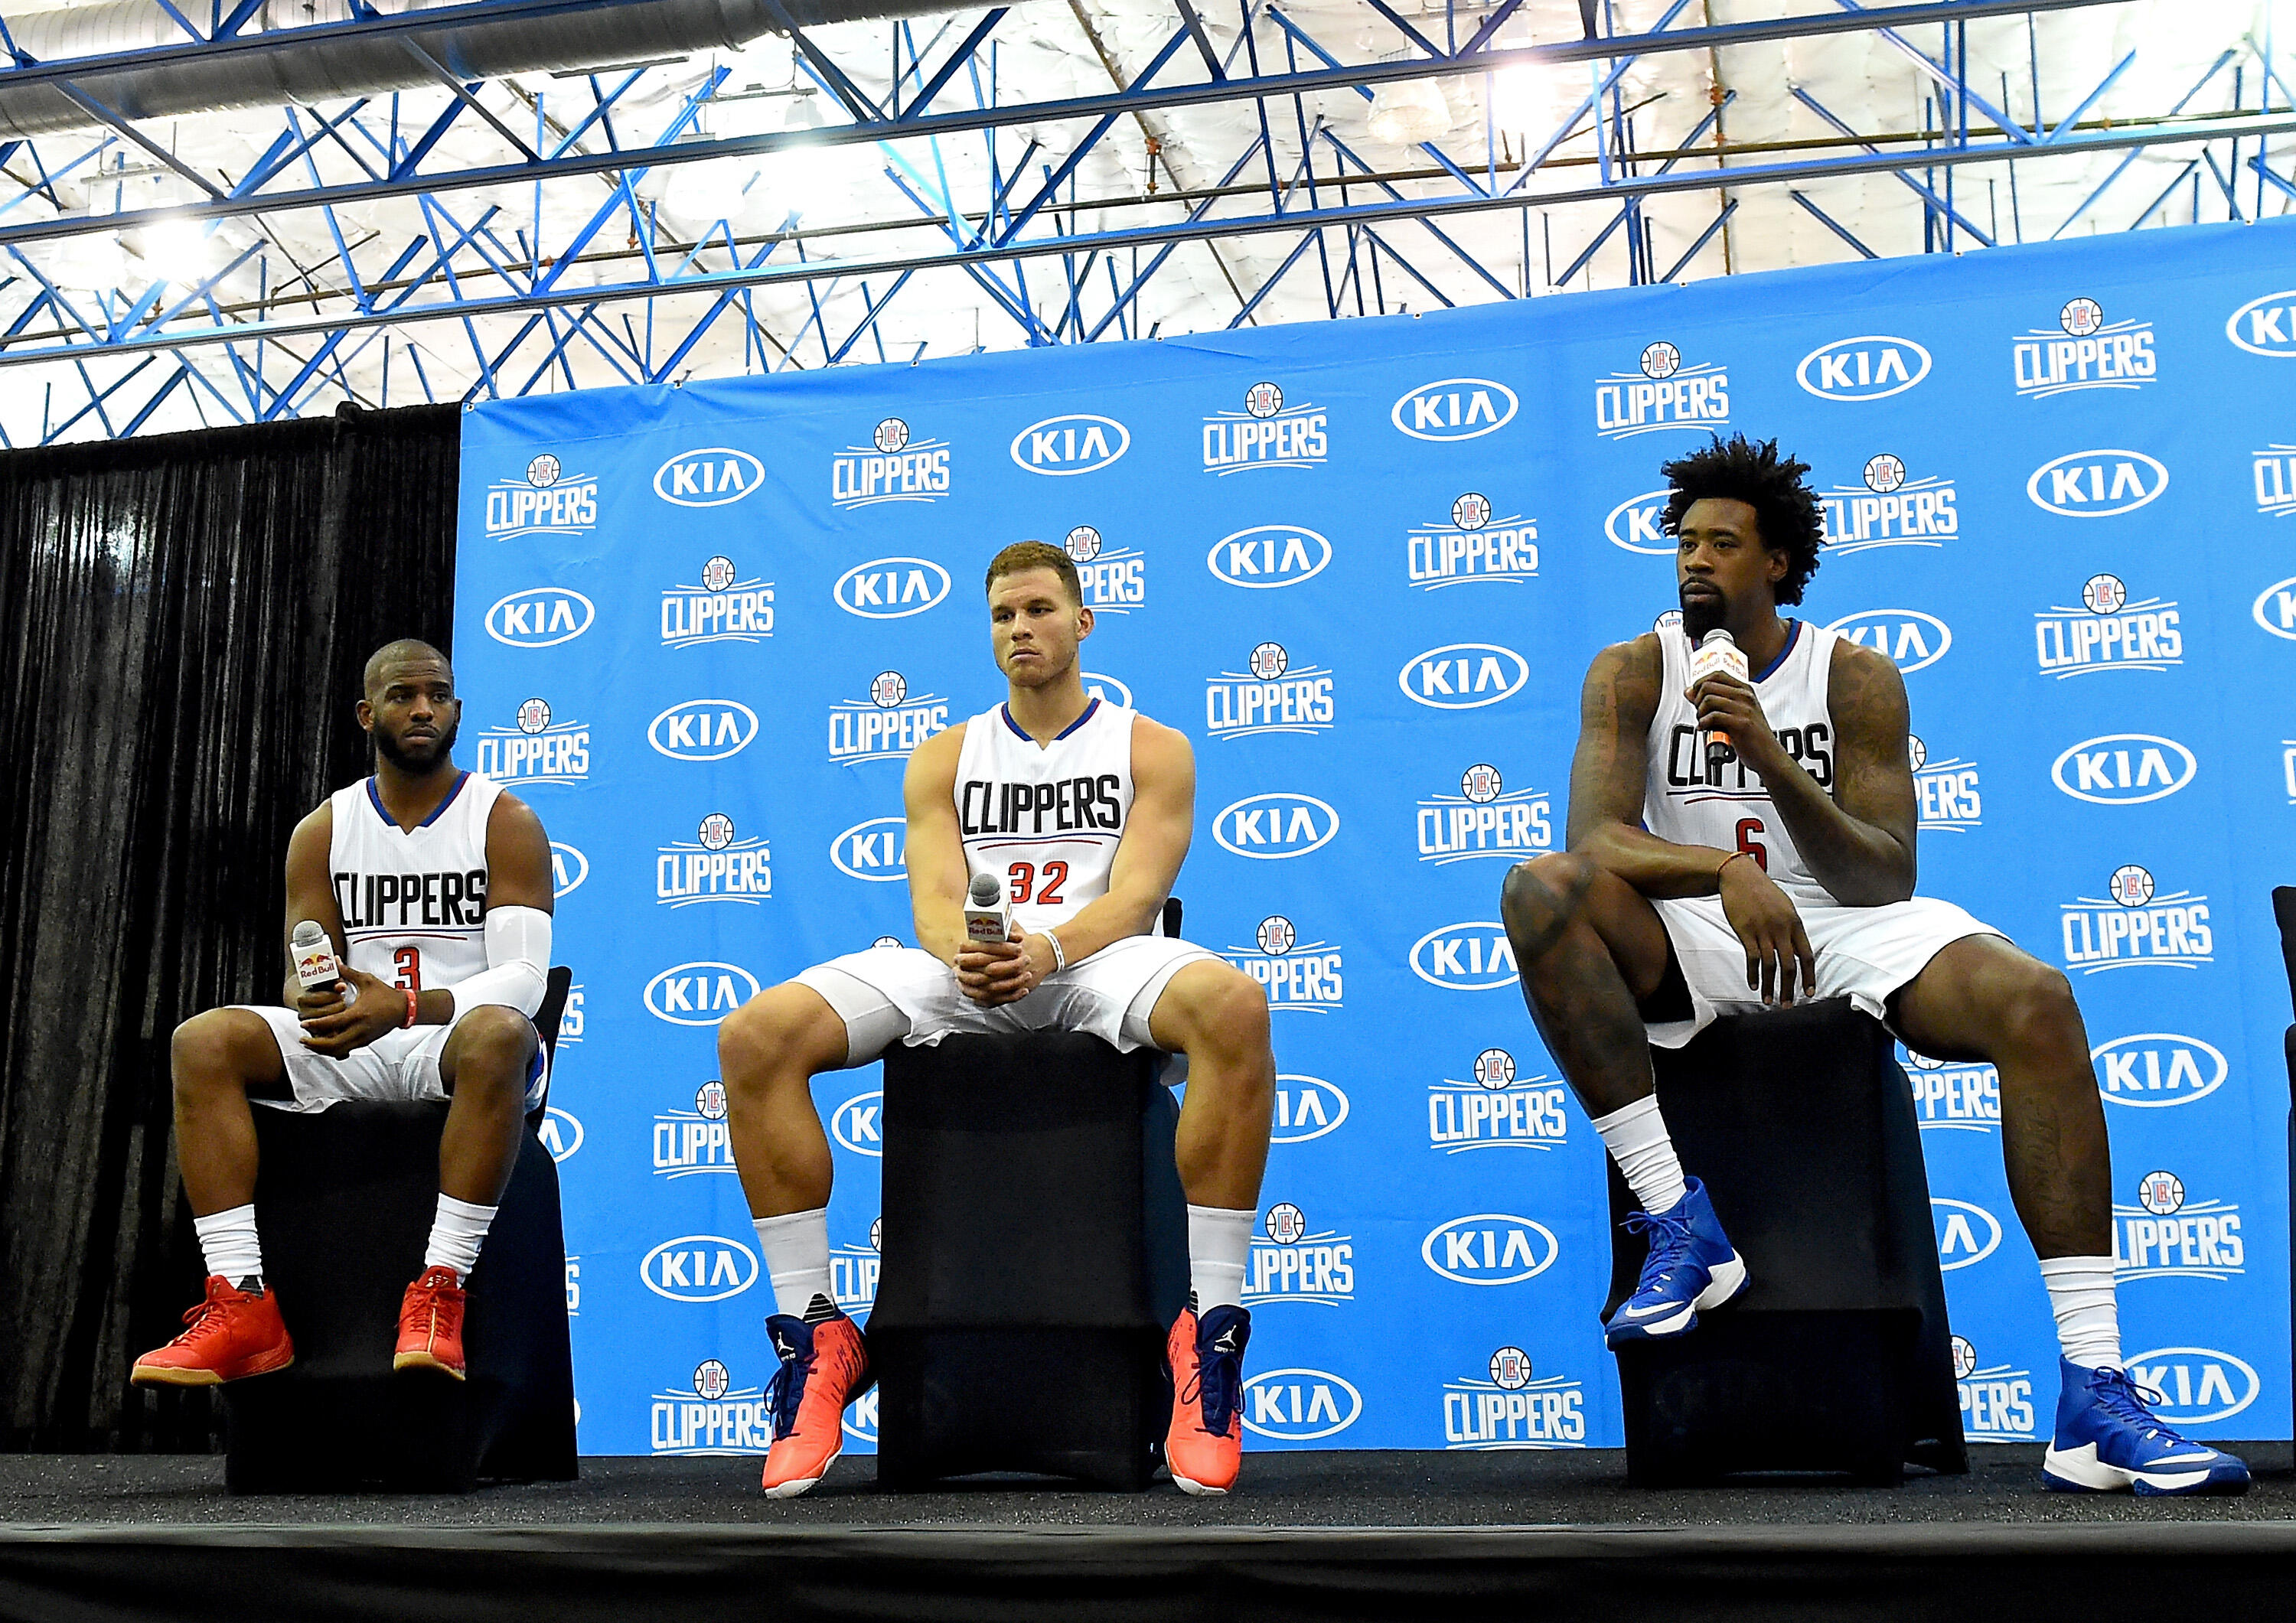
xmin=999 ymin=704 xmax=1031 ymax=741
xmin=1752 ymin=620 xmax=1801 ymax=684
xmin=1054 ymin=696 xmax=1101 ymax=740
xmin=366 ymin=771 xmax=471 ymax=831
xmin=419 ymin=771 xmax=471 ymax=827
xmin=365 ymin=777 xmax=391 ymax=825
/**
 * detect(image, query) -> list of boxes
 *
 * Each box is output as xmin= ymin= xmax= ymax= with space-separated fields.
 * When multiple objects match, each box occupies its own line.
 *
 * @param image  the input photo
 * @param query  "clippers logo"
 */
xmin=2122 ymin=1348 xmax=2260 ymax=1425
xmin=1901 ymin=1048 xmax=1999 ymax=1133
xmin=1422 ymin=1214 xmax=1558 ymax=1285
xmin=1952 ymin=1338 xmax=2039 ymax=1441
xmin=2254 ymin=445 xmax=2296 ymax=517
xmin=1827 ymin=609 xmax=1952 ymax=674
xmin=1272 ymin=1074 xmax=1349 ymax=1146
xmin=1795 ymin=334 xmax=1932 ymax=401
xmin=653 ymin=1081 xmax=736 ymax=1178
xmin=1932 ymin=1198 xmax=2003 ymax=1272
xmin=2115 ymin=1171 xmax=2242 ymax=1281
xmin=2012 ymin=299 xmax=2157 ymax=398
xmin=1818 ymin=455 xmax=1959 ymax=553
xmin=640 ymin=1234 xmax=758 ymax=1302
xmin=486 ymin=587 xmax=595 ymax=647
xmin=1907 ymin=736 xmax=1981 ymax=833
xmin=1418 ymin=764 xmax=1551 ymax=864
xmin=1241 ymin=1369 xmax=1363 ymax=1441
xmin=485 ymin=454 xmax=598 ymax=539
xmin=1594 ymin=342 xmax=1730 ymax=439
xmin=830 ymin=1090 xmax=882 ymax=1157
xmin=1398 ymin=643 xmax=1531 ymax=709
xmin=1206 ymin=523 xmax=1332 ymax=589
xmin=2060 ymin=865 xmax=2211 ymax=973
xmin=1202 ymin=382 xmax=1328 ymax=474
xmin=831 ymin=1221 xmax=882 ymax=1314
xmin=830 ymin=816 xmax=906 ymax=883
xmin=833 ymin=556 xmax=951 ymax=620
xmin=1392 ymin=377 xmax=1518 ymax=442
xmin=2050 ymin=734 xmax=2197 ymax=804
xmin=1605 ymin=487 xmax=1673 ymax=556
xmin=1405 ymin=491 xmax=1539 ymax=591
xmin=658 ymin=814 xmax=769 ymax=907
xmin=1428 ymin=1048 xmax=1568 ymax=1152
xmin=475 ymin=698 xmax=589 ymax=786
xmin=827 ymin=672 xmax=951 ymax=764
xmin=539 ymin=1106 xmax=584 ymax=1162
xmin=1214 ymin=793 xmax=1339 ymax=860
xmin=1205 ymin=643 xmax=1336 ymax=740
xmin=662 ymin=556 xmax=774 ymax=648
xmin=654 ymin=447 xmax=765 ymax=507
xmin=550 ymin=841 xmax=588 ymax=898
xmin=1224 ymin=915 xmax=1343 ymax=1012
xmin=2226 ymin=288 xmax=2296 ymax=357
xmin=2092 ymin=1033 xmax=2228 ymax=1108
xmin=556 ymin=984 xmax=583 ymax=1047
xmin=2033 ymin=575 xmax=2182 ymax=676
xmin=831 ymin=418 xmax=951 ymax=508
xmin=2026 ymin=449 xmax=2170 ymax=517
xmin=648 ymin=699 xmax=758 ymax=762
xmin=1009 ymin=412 xmax=1129 ymax=474
xmin=642 ymin=961 xmax=761 ymax=1027
xmin=650 ymin=1361 xmax=771 ymax=1455
xmin=1410 ymin=921 xmax=1519 ymax=991
xmin=1443 ymin=1350 xmax=1587 ymax=1449
xmin=1062 ymin=526 xmax=1146 ymax=614
xmin=1245 ymin=1203 xmax=1355 ymax=1305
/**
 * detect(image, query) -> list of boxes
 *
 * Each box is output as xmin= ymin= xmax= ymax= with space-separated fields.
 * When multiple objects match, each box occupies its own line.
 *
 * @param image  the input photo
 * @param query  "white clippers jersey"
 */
xmin=326 ymin=771 xmax=503 ymax=991
xmin=1643 ymin=620 xmax=1844 ymax=908
xmin=954 ymin=698 xmax=1136 ymax=933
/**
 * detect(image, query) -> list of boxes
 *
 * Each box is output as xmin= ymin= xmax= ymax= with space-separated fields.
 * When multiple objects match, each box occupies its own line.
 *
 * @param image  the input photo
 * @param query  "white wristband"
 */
xmin=1043 ymin=930 xmax=1066 ymax=974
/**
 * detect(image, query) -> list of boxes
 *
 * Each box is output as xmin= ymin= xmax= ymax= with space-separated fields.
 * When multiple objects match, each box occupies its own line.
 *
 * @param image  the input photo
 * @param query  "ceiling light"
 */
xmin=781 ymin=89 xmax=824 ymax=134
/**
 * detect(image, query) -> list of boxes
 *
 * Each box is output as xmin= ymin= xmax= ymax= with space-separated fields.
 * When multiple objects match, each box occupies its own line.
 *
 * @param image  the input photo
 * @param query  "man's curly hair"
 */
xmin=1659 ymin=435 xmax=1827 ymax=605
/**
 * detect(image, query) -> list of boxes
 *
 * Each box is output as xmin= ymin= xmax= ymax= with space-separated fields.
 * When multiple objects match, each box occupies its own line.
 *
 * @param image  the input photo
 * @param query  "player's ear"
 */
xmin=1075 ymin=604 xmax=1094 ymax=641
xmin=355 ymin=697 xmax=374 ymax=733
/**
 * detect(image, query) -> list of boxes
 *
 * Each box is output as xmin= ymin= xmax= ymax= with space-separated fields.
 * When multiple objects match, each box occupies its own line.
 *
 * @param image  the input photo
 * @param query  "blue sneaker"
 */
xmin=2042 ymin=1358 xmax=2250 ymax=1496
xmin=1603 ymin=1177 xmax=1747 ymax=1348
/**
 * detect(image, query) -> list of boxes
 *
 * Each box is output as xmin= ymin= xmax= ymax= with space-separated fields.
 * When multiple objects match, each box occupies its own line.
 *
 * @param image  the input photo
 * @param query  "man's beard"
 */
xmin=1678 ymin=583 xmax=1728 ymax=641
xmin=375 ymin=714 xmax=458 ymax=772
xmin=1006 ymin=647 xmax=1073 ymax=688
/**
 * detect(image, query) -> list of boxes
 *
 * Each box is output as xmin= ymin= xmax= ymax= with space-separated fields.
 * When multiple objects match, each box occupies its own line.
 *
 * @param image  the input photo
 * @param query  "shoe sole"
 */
xmin=1172 ymin=1474 xmax=1231 ymax=1497
xmin=2041 ymin=1443 xmax=2249 ymax=1497
xmin=130 ymin=1349 xmax=295 ymax=1387
xmin=762 ymin=1445 xmax=840 ymax=1500
xmin=393 ymin=1351 xmax=467 ymax=1381
xmin=1603 ymin=1254 xmax=1749 ymax=1348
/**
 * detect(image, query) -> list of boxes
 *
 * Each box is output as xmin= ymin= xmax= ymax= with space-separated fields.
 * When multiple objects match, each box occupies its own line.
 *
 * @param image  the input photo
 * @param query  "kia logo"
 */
xmin=2025 ymin=449 xmax=2170 ymax=517
xmin=539 ymin=1106 xmax=583 ymax=1163
xmin=486 ymin=587 xmax=595 ymax=647
xmin=1605 ymin=487 xmax=1673 ymax=555
xmin=640 ymin=1234 xmax=760 ymax=1302
xmin=643 ymin=961 xmax=761 ymax=1026
xmin=1240 ymin=1368 xmax=1363 ymax=1440
xmin=841 ymin=1389 xmax=880 ymax=1443
xmin=2225 ymin=289 xmax=2296 ymax=357
xmin=1009 ymin=413 xmax=1130 ymax=474
xmin=2251 ymin=575 xmax=2296 ymax=641
xmin=1398 ymin=643 xmax=1530 ymax=709
xmin=550 ymin=841 xmax=588 ymax=898
xmin=1206 ymin=524 xmax=1332 ymax=589
xmin=2050 ymin=733 xmax=2197 ymax=804
xmin=831 ymin=1090 xmax=883 ymax=1157
xmin=1409 ymin=921 xmax=1518 ymax=990
xmin=830 ymin=816 xmax=907 ymax=882
xmin=833 ymin=556 xmax=951 ymax=620
xmin=1422 ymin=1214 xmax=1557 ymax=1284
xmin=648 ymin=699 xmax=759 ymax=761
xmin=1932 ymin=1198 xmax=2003 ymax=1271
xmin=1083 ymin=670 xmax=1134 ymax=708
xmin=1391 ymin=378 xmax=1518 ymax=442
xmin=1826 ymin=608 xmax=1952 ymax=674
xmin=2122 ymin=1347 xmax=2260 ymax=1423
xmin=1795 ymin=334 xmax=1932 ymax=401
xmin=1272 ymin=1074 xmax=1349 ymax=1145
xmin=2092 ymin=1033 xmax=2228 ymax=1108
xmin=654 ymin=447 xmax=766 ymax=507
xmin=1215 ymin=793 xmax=1339 ymax=859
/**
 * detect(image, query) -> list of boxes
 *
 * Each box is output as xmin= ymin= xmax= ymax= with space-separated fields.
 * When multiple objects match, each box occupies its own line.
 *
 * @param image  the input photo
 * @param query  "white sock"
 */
xmin=753 ymin=1207 xmax=835 ymax=1320
xmin=1591 ymin=1095 xmax=1688 ymax=1214
xmin=422 ymin=1193 xmax=498 ymax=1280
xmin=194 ymin=1204 xmax=263 ymax=1286
xmin=1187 ymin=1204 xmax=1254 ymax=1313
xmin=2040 ymin=1255 xmax=2122 ymax=1369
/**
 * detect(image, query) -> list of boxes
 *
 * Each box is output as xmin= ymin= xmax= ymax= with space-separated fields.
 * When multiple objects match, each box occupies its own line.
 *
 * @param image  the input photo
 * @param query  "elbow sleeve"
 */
xmin=449 ymin=905 xmax=553 ymax=1020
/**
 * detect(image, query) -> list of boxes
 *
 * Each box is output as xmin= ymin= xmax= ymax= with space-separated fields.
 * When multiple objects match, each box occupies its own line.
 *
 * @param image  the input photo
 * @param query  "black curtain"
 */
xmin=0 ymin=403 xmax=462 ymax=1450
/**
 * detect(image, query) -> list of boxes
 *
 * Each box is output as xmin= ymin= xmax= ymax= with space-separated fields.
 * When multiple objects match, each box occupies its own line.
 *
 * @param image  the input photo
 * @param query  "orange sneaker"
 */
xmin=393 ymin=1266 xmax=468 ymax=1380
xmin=759 ymin=1313 xmax=871 ymax=1499
xmin=1165 ymin=1303 xmax=1250 ymax=1495
xmin=132 ymin=1276 xmax=294 ymax=1386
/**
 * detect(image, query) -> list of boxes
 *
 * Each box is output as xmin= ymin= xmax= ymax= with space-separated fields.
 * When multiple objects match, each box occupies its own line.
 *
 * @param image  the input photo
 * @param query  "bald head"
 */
xmin=364 ymin=638 xmax=451 ymax=698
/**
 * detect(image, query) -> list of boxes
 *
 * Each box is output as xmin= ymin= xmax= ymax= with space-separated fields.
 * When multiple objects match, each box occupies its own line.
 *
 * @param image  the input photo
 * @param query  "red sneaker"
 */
xmin=1165 ymin=1304 xmax=1250 ymax=1495
xmin=132 ymin=1276 xmax=294 ymax=1386
xmin=759 ymin=1314 xmax=871 ymax=1499
xmin=393 ymin=1266 xmax=468 ymax=1380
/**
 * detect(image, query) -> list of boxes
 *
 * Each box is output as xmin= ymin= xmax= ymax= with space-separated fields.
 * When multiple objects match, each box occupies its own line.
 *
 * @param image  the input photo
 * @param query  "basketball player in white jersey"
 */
xmin=132 ymin=640 xmax=556 ymax=1390
xmin=1502 ymin=435 xmax=2246 ymax=1496
xmin=719 ymin=541 xmax=1276 ymax=1499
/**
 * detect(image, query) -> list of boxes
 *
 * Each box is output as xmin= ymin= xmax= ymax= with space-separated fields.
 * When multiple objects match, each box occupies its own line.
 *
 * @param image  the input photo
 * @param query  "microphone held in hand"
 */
xmin=1691 ymin=629 xmax=1748 ymax=768
xmin=289 ymin=920 xmax=343 ymax=995
xmin=963 ymin=872 xmax=1012 ymax=947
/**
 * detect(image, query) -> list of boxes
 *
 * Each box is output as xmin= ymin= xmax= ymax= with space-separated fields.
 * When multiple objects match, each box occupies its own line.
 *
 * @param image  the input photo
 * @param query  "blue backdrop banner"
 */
xmin=454 ymin=217 xmax=2296 ymax=1458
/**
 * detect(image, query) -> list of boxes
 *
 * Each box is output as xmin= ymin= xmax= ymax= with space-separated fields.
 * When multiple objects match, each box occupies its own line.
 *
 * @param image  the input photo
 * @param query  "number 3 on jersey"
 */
xmin=393 ymin=945 xmax=422 ymax=989
xmin=1005 ymin=860 xmax=1068 ymax=906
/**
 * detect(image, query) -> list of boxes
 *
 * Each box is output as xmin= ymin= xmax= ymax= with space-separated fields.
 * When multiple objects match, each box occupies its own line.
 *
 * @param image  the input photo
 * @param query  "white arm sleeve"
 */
xmin=445 ymin=904 xmax=553 ymax=1022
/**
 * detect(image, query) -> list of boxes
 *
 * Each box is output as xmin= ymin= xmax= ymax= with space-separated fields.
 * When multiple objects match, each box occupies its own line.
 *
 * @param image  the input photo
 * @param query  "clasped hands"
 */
xmin=954 ymin=924 xmax=1059 ymax=1007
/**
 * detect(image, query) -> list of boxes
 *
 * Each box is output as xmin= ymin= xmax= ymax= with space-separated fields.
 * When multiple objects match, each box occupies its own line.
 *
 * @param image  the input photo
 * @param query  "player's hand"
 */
xmin=1688 ymin=670 xmax=1783 ymax=775
xmin=1717 ymin=855 xmax=1815 ymax=1006
xmin=954 ymin=924 xmax=1039 ymax=1006
xmin=296 ymin=964 xmax=406 ymax=1056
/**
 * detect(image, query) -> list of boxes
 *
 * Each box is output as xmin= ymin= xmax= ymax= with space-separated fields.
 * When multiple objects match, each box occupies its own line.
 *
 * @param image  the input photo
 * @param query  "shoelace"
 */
xmin=170 ymin=1282 xmax=243 ymax=1347
xmin=1621 ymin=1207 xmax=1698 ymax=1292
xmin=765 ymin=1341 xmax=815 ymax=1442
xmin=1188 ymin=1341 xmax=1244 ymax=1438
xmin=2087 ymin=1366 xmax=2177 ymax=1443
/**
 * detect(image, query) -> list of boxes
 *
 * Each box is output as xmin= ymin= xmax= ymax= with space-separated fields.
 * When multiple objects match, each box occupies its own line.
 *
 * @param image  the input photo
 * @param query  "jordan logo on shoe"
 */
xmin=1211 ymin=1326 xmax=1244 ymax=1354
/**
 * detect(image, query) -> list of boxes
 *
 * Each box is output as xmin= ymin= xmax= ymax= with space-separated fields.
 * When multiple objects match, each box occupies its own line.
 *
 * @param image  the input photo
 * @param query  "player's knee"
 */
xmin=454 ymin=1005 xmax=536 ymax=1084
xmin=171 ymin=1010 xmax=257 ymax=1093
xmin=1501 ymin=852 xmax=1593 ymax=952
xmin=1201 ymin=966 xmax=1271 ymax=1054
xmin=1998 ymin=960 xmax=2082 ymax=1054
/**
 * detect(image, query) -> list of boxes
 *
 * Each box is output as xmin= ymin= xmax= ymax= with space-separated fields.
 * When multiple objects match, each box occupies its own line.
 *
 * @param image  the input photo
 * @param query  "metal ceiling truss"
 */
xmin=0 ymin=0 xmax=2288 ymax=440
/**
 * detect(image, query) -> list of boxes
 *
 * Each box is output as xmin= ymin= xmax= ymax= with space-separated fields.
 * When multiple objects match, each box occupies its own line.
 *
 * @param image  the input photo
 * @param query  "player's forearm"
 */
xmin=1036 ymin=885 xmax=1164 ymax=966
xmin=1574 ymin=822 xmax=1736 ymax=898
xmin=1754 ymin=760 xmax=1913 ymax=904
xmin=913 ymin=896 xmax=970 ymax=968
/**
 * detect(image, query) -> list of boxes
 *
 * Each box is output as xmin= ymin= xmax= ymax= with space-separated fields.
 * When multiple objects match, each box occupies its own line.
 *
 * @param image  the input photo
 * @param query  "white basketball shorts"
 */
xmin=794 ymin=934 xmax=1221 ymax=1075
xmin=1645 ymin=894 xmax=2005 ymax=1049
xmin=236 ymin=1004 xmax=545 ymax=1114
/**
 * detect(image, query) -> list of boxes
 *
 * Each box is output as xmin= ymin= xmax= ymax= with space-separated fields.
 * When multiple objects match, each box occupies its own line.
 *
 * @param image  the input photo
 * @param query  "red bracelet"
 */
xmin=403 ymin=988 xmax=419 ymax=1028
